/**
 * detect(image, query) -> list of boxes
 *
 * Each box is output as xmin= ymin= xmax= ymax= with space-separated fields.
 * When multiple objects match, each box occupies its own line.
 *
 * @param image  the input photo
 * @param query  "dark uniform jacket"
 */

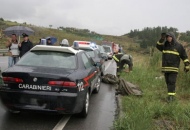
xmin=156 ymin=32 xmax=189 ymax=73
xmin=19 ymin=40 xmax=33 ymax=57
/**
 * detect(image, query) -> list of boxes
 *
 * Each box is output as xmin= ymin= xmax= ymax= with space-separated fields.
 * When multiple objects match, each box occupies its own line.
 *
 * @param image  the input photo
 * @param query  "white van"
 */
xmin=102 ymin=45 xmax=113 ymax=59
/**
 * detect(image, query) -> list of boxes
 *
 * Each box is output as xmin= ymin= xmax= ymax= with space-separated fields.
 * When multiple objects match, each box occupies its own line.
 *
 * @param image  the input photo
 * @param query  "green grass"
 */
xmin=114 ymin=51 xmax=190 ymax=130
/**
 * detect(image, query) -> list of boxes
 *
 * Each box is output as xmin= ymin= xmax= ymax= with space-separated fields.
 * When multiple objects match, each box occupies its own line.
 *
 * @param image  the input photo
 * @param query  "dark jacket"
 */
xmin=156 ymin=32 xmax=189 ymax=73
xmin=19 ymin=40 xmax=33 ymax=57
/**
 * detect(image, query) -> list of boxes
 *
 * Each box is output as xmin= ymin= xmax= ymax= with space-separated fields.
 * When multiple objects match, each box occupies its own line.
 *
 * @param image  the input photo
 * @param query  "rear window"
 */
xmin=17 ymin=51 xmax=77 ymax=69
xmin=80 ymin=49 xmax=95 ymax=58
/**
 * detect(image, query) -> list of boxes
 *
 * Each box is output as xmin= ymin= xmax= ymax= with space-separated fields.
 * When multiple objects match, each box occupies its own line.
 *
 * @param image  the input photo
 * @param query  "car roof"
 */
xmin=78 ymin=46 xmax=95 ymax=51
xmin=74 ymin=41 xmax=91 ymax=44
xmin=31 ymin=45 xmax=82 ymax=55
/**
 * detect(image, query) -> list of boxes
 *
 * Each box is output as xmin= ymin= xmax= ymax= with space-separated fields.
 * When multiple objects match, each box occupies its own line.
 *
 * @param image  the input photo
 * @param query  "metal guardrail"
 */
xmin=0 ymin=49 xmax=8 ymax=53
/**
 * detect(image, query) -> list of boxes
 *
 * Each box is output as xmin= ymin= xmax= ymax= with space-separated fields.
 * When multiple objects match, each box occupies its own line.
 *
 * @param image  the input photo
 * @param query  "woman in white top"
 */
xmin=6 ymin=34 xmax=19 ymax=67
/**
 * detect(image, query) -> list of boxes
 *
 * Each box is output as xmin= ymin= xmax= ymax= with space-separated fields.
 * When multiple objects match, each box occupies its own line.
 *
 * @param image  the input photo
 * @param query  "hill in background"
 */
xmin=0 ymin=18 xmax=133 ymax=51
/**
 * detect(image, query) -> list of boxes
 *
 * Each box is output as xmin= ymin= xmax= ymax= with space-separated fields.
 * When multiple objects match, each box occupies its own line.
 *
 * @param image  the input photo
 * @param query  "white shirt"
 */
xmin=10 ymin=43 xmax=19 ymax=56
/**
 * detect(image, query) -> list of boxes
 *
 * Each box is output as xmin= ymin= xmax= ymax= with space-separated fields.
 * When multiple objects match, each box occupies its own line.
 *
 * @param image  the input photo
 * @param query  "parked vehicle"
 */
xmin=73 ymin=41 xmax=106 ymax=76
xmin=0 ymin=45 xmax=101 ymax=117
xmin=96 ymin=45 xmax=108 ymax=61
xmin=102 ymin=45 xmax=113 ymax=59
xmin=102 ymin=41 xmax=119 ymax=54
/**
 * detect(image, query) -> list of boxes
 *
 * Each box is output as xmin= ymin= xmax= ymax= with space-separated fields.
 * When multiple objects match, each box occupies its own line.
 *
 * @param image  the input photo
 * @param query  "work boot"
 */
xmin=167 ymin=95 xmax=175 ymax=103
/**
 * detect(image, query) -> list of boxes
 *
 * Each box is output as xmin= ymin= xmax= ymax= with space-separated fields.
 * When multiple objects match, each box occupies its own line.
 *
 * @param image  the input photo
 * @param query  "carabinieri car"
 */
xmin=0 ymin=45 xmax=101 ymax=117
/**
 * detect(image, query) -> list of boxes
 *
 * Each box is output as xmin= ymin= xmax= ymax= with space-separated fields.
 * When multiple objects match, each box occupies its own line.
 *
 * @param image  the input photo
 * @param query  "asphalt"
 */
xmin=0 ymin=56 xmax=117 ymax=130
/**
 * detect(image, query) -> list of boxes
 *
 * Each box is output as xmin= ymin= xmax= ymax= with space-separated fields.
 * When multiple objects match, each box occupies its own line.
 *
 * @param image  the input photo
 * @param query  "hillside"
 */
xmin=0 ymin=19 xmax=133 ymax=51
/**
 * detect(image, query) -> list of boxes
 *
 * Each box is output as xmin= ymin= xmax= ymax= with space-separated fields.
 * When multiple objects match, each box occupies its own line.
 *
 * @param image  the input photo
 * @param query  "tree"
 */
xmin=0 ymin=18 xmax=4 ymax=21
xmin=49 ymin=25 xmax=53 ymax=28
xmin=127 ymin=26 xmax=179 ymax=48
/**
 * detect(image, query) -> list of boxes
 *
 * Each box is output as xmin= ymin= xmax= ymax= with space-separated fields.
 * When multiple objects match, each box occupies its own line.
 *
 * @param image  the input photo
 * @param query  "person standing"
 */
xmin=46 ymin=38 xmax=52 ymax=45
xmin=19 ymin=33 xmax=33 ymax=57
xmin=5 ymin=34 xmax=19 ymax=67
xmin=156 ymin=32 xmax=189 ymax=102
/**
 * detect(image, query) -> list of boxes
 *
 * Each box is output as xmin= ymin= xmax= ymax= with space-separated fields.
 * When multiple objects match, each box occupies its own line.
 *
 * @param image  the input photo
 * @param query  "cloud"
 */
xmin=1 ymin=0 xmax=190 ymax=35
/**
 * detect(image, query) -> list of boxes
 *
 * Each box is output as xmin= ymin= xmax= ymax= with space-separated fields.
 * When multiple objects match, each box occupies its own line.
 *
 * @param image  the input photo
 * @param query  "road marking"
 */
xmin=105 ymin=60 xmax=113 ymax=71
xmin=53 ymin=115 xmax=71 ymax=130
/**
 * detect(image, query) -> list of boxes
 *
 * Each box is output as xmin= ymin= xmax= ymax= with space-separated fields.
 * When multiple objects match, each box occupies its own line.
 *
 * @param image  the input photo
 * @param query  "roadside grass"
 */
xmin=114 ymin=51 xmax=190 ymax=130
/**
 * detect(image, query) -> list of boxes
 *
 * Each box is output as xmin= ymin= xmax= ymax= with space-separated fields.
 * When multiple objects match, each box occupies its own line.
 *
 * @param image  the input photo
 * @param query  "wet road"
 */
xmin=0 ymin=56 xmax=117 ymax=130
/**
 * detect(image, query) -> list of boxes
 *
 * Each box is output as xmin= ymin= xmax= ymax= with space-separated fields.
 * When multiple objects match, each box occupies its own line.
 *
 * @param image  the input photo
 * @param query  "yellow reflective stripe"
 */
xmin=168 ymin=93 xmax=176 ymax=96
xmin=162 ymin=67 xmax=178 ymax=70
xmin=184 ymin=59 xmax=189 ymax=63
xmin=113 ymin=55 xmax=119 ymax=62
xmin=163 ymin=50 xmax=179 ymax=55
xmin=161 ymin=69 xmax=178 ymax=72
xmin=157 ymin=41 xmax=163 ymax=45
xmin=185 ymin=66 xmax=190 ymax=69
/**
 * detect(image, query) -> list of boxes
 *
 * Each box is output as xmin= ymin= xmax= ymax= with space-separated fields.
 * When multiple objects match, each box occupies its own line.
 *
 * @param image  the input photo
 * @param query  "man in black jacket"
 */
xmin=156 ymin=32 xmax=189 ymax=102
xmin=19 ymin=33 xmax=33 ymax=57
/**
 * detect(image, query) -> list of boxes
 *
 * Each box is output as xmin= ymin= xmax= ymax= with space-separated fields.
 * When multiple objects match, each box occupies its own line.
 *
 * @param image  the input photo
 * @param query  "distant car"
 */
xmin=96 ymin=45 xmax=108 ymax=61
xmin=72 ymin=41 xmax=106 ymax=76
xmin=78 ymin=46 xmax=106 ymax=76
xmin=102 ymin=45 xmax=113 ymax=59
xmin=0 ymin=45 xmax=101 ymax=117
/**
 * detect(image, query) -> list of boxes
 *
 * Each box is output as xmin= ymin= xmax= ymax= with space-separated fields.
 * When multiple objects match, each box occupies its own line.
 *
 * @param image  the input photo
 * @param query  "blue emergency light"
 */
xmin=73 ymin=42 xmax=79 ymax=50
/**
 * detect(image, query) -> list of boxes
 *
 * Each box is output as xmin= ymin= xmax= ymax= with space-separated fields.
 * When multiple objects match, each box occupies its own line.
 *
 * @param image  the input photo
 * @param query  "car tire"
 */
xmin=79 ymin=91 xmax=90 ymax=118
xmin=93 ymin=77 xmax=101 ymax=93
xmin=8 ymin=109 xmax=21 ymax=114
xmin=101 ymin=71 xmax=104 ymax=76
xmin=101 ymin=65 xmax=105 ymax=76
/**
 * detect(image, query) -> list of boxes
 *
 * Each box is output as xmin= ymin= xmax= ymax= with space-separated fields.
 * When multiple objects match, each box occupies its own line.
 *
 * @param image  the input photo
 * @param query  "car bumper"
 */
xmin=0 ymin=90 xmax=85 ymax=114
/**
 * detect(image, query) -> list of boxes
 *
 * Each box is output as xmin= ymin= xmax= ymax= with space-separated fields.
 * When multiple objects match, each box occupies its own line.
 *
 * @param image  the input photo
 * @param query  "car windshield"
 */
xmin=103 ymin=46 xmax=111 ymax=52
xmin=80 ymin=49 xmax=95 ymax=57
xmin=17 ymin=51 xmax=77 ymax=69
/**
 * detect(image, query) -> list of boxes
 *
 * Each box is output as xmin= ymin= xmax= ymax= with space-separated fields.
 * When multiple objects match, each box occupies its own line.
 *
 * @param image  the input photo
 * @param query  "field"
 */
xmin=114 ymin=50 xmax=190 ymax=130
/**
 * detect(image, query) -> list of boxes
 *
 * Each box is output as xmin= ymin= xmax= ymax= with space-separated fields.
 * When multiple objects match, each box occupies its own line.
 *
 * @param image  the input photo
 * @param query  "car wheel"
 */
xmin=101 ymin=71 xmax=104 ymax=76
xmin=93 ymin=77 xmax=101 ymax=93
xmin=101 ymin=65 xmax=105 ymax=76
xmin=79 ymin=91 xmax=90 ymax=118
xmin=8 ymin=109 xmax=21 ymax=114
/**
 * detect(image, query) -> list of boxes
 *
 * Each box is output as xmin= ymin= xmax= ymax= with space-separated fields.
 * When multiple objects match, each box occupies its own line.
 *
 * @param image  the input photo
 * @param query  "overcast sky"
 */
xmin=1 ymin=0 xmax=190 ymax=35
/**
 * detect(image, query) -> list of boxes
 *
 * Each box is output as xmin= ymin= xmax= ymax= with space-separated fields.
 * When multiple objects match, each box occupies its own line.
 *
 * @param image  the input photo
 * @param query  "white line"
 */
xmin=52 ymin=115 xmax=71 ymax=130
xmin=105 ymin=60 xmax=113 ymax=71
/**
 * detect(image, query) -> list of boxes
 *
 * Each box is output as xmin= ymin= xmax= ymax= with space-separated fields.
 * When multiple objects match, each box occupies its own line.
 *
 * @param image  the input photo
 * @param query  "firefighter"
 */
xmin=156 ymin=32 xmax=189 ymax=102
xmin=113 ymin=52 xmax=133 ymax=76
